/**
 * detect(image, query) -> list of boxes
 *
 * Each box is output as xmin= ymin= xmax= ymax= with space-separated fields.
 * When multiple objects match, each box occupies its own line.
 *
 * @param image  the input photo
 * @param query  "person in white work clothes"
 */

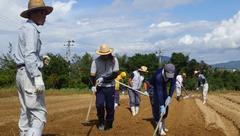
xmin=176 ymin=73 xmax=186 ymax=101
xmin=14 ymin=0 xmax=53 ymax=135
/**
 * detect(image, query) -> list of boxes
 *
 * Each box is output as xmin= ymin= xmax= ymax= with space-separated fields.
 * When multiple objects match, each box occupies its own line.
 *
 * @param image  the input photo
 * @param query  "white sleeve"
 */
xmin=24 ymin=26 xmax=41 ymax=78
xmin=90 ymin=61 xmax=96 ymax=75
xmin=113 ymin=57 xmax=119 ymax=72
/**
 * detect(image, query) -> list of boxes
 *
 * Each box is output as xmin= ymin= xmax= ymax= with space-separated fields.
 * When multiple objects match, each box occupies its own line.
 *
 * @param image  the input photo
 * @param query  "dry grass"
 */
xmin=0 ymin=87 xmax=90 ymax=98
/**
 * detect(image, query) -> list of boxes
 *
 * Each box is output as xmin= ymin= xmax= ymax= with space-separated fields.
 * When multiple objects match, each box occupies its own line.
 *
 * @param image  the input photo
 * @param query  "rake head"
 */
xmin=81 ymin=120 xmax=92 ymax=126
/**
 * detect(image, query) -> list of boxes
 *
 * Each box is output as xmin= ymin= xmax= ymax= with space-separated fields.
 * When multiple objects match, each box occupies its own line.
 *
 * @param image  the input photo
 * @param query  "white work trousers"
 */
xmin=202 ymin=83 xmax=209 ymax=102
xmin=176 ymin=86 xmax=181 ymax=97
xmin=16 ymin=67 xmax=47 ymax=136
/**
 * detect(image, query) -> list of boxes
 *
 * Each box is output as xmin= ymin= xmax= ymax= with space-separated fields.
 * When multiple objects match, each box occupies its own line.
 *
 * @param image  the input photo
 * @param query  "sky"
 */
xmin=0 ymin=0 xmax=240 ymax=64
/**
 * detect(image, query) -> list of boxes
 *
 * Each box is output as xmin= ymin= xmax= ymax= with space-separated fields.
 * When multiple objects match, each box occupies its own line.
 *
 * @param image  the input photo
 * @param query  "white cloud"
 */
xmin=52 ymin=0 xmax=77 ymax=14
xmin=132 ymin=0 xmax=196 ymax=10
xmin=47 ymin=0 xmax=77 ymax=23
xmin=179 ymin=35 xmax=195 ymax=45
xmin=179 ymin=11 xmax=240 ymax=49
xmin=150 ymin=21 xmax=180 ymax=28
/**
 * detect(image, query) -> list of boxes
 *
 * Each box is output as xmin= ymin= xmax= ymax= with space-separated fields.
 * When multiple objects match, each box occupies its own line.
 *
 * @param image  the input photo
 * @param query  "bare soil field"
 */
xmin=0 ymin=91 xmax=239 ymax=136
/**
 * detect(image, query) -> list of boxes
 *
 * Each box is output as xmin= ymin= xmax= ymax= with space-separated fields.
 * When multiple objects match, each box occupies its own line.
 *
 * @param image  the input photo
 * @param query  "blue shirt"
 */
xmin=14 ymin=20 xmax=43 ymax=78
xmin=149 ymin=68 xmax=176 ymax=106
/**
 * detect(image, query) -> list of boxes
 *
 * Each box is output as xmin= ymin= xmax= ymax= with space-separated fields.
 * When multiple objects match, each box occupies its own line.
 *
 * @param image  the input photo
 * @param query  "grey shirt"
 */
xmin=91 ymin=56 xmax=119 ymax=87
xmin=13 ymin=20 xmax=43 ymax=78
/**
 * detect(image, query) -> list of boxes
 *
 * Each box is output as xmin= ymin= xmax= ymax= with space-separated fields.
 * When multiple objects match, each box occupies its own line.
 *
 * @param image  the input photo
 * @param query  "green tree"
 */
xmin=0 ymin=54 xmax=16 ymax=87
xmin=170 ymin=52 xmax=189 ymax=73
xmin=43 ymin=54 xmax=69 ymax=89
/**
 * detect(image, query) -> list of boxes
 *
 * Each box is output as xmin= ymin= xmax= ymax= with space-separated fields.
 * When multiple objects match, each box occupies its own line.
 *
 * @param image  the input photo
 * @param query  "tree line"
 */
xmin=0 ymin=52 xmax=239 ymax=91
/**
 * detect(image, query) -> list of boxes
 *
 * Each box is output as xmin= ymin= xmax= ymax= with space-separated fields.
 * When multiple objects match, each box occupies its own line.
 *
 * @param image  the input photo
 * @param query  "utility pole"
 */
xmin=64 ymin=40 xmax=75 ymax=62
xmin=64 ymin=40 xmax=75 ymax=80
xmin=156 ymin=48 xmax=163 ymax=66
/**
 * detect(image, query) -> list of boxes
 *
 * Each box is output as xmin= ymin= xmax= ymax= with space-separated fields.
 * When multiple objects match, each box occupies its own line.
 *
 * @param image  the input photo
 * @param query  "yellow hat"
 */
xmin=138 ymin=66 xmax=148 ymax=73
xmin=20 ymin=0 xmax=53 ymax=18
xmin=120 ymin=72 xmax=126 ymax=78
xmin=96 ymin=44 xmax=114 ymax=55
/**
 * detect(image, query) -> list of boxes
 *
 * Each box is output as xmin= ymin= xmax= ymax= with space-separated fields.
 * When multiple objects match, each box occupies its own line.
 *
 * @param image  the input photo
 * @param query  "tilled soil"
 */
xmin=0 ymin=92 xmax=235 ymax=136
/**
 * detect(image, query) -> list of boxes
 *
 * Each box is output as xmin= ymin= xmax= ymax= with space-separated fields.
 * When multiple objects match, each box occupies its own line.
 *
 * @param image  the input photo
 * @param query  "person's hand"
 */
xmin=96 ymin=77 xmax=104 ymax=85
xmin=43 ymin=55 xmax=50 ymax=66
xmin=160 ymin=105 xmax=166 ymax=115
xmin=34 ymin=75 xmax=45 ymax=93
xmin=91 ymin=86 xmax=97 ymax=93
xmin=165 ymin=96 xmax=172 ymax=106
xmin=143 ymin=91 xmax=149 ymax=96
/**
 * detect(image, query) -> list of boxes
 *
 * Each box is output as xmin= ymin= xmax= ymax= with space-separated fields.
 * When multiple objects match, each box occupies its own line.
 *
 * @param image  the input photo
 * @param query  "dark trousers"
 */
xmin=152 ymin=92 xmax=169 ymax=122
xmin=147 ymin=87 xmax=154 ymax=116
xmin=96 ymin=86 xmax=115 ymax=124
xmin=114 ymin=90 xmax=120 ymax=104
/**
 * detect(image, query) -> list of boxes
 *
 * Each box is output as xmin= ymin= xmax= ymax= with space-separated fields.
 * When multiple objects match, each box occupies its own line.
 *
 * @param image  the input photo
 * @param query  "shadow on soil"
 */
xmin=142 ymin=118 xmax=156 ymax=129
xmin=81 ymin=119 xmax=98 ymax=136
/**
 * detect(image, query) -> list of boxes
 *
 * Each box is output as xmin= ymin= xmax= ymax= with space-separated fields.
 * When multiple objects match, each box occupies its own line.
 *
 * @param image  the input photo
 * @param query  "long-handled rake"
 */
xmin=115 ymin=80 xmax=149 ymax=96
xmin=81 ymin=80 xmax=97 ymax=125
xmin=81 ymin=91 xmax=95 ymax=125
xmin=152 ymin=105 xmax=168 ymax=136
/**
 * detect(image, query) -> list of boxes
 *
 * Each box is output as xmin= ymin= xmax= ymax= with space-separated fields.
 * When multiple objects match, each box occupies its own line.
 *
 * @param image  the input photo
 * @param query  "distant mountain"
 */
xmin=212 ymin=60 xmax=240 ymax=69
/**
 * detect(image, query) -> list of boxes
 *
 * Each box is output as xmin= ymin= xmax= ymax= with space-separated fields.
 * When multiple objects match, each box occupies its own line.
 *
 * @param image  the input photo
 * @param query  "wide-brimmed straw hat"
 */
xmin=20 ymin=0 xmax=53 ymax=18
xmin=96 ymin=44 xmax=114 ymax=55
xmin=138 ymin=66 xmax=148 ymax=73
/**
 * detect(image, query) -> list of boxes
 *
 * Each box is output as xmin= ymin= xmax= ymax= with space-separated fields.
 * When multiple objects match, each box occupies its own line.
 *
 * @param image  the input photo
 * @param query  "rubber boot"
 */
xmin=162 ymin=119 xmax=168 ymax=132
xmin=157 ymin=121 xmax=166 ymax=136
xmin=131 ymin=107 xmax=136 ymax=116
xmin=105 ymin=121 xmax=113 ymax=131
xmin=177 ymin=96 xmax=180 ymax=101
xmin=114 ymin=103 xmax=118 ymax=109
xmin=135 ymin=106 xmax=139 ymax=115
xmin=97 ymin=120 xmax=105 ymax=131
xmin=158 ymin=121 xmax=167 ymax=136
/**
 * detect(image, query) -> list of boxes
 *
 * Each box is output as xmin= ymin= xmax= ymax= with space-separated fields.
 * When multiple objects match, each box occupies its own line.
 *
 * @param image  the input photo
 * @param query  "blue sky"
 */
xmin=0 ymin=0 xmax=240 ymax=64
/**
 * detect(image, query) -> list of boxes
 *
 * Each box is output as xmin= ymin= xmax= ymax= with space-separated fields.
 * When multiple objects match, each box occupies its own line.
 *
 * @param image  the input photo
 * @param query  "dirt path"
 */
xmin=0 ymin=93 xmax=229 ymax=136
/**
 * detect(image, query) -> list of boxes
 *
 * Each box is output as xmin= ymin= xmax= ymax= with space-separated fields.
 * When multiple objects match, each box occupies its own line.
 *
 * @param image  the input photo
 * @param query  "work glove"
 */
xmin=96 ymin=77 xmax=104 ymax=85
xmin=165 ymin=96 xmax=172 ymax=106
xmin=91 ymin=86 xmax=97 ymax=93
xmin=34 ymin=75 xmax=45 ymax=93
xmin=196 ymin=87 xmax=199 ymax=91
xmin=143 ymin=91 xmax=149 ymax=96
xmin=43 ymin=55 xmax=50 ymax=66
xmin=160 ymin=105 xmax=166 ymax=115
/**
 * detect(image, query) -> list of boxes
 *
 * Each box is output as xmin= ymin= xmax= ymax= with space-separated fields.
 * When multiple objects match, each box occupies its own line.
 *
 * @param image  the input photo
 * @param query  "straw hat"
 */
xmin=138 ymin=66 xmax=148 ymax=73
xmin=20 ymin=0 xmax=53 ymax=18
xmin=96 ymin=44 xmax=113 ymax=55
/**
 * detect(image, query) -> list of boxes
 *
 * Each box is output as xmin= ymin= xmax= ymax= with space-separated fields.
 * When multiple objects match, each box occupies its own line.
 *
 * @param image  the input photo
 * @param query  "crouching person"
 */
xmin=149 ymin=64 xmax=176 ymax=135
xmin=90 ymin=44 xmax=119 ymax=131
xmin=14 ymin=0 xmax=53 ymax=135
